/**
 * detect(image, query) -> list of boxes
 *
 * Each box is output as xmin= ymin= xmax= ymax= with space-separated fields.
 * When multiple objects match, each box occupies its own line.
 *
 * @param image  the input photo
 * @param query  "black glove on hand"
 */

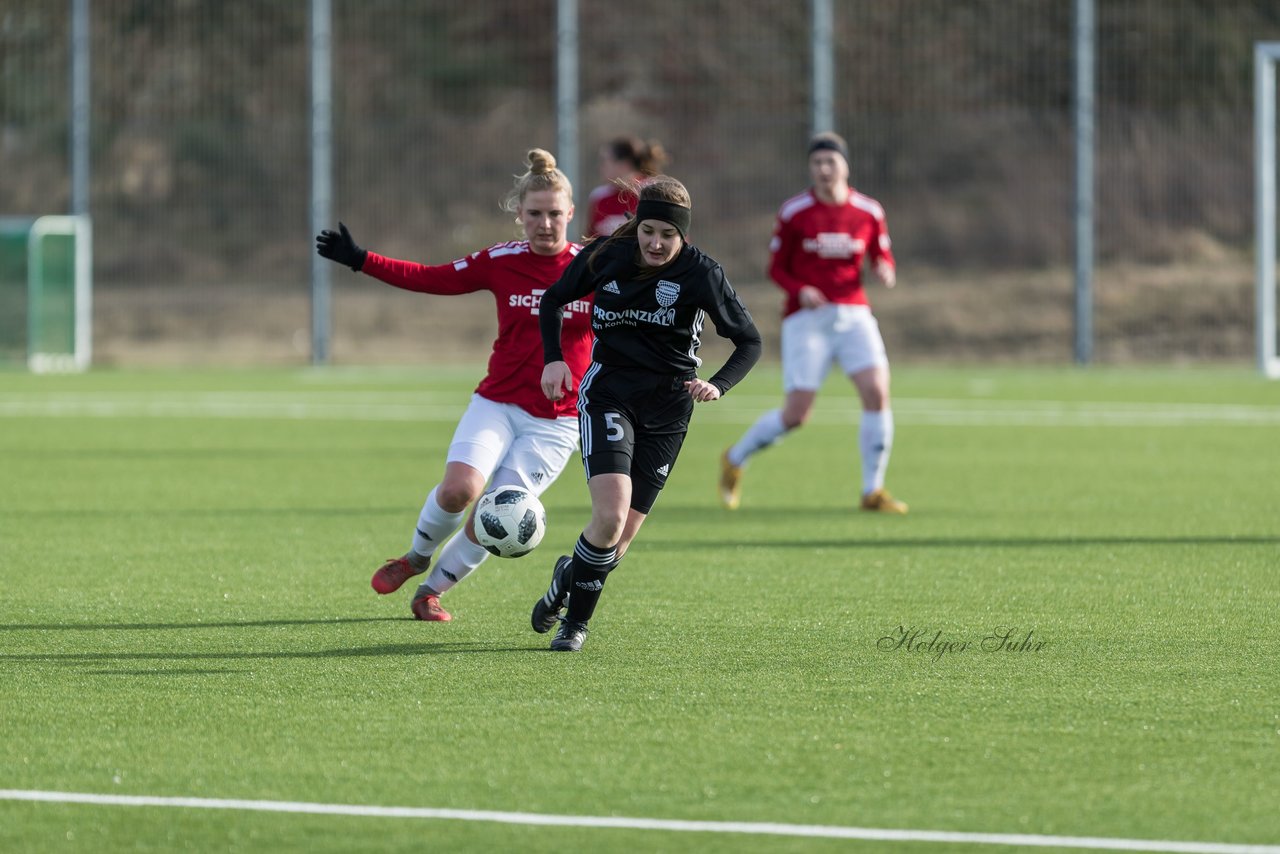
xmin=315 ymin=222 xmax=368 ymax=272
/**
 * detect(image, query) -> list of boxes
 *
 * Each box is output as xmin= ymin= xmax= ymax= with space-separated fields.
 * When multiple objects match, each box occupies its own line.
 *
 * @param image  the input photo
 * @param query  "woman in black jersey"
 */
xmin=533 ymin=176 xmax=763 ymax=651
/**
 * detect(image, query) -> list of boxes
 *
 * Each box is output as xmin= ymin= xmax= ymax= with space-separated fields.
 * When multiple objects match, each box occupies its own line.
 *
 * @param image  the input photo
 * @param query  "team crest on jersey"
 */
xmin=655 ymin=280 xmax=680 ymax=308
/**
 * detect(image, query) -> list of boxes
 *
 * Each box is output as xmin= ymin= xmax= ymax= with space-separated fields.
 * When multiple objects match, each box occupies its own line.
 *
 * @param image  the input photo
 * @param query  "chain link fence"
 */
xmin=1 ymin=0 xmax=1276 ymax=366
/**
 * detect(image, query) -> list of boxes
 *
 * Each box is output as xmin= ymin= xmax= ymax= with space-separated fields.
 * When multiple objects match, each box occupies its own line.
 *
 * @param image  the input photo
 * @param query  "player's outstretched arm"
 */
xmin=315 ymin=221 xmax=368 ymax=272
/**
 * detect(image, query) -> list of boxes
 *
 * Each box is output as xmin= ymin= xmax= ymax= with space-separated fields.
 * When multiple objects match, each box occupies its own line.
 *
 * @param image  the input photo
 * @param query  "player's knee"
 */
xmin=853 ymin=366 xmax=890 ymax=410
xmin=436 ymin=481 xmax=480 ymax=513
xmin=586 ymin=509 xmax=627 ymax=547
xmin=861 ymin=389 xmax=888 ymax=411
xmin=781 ymin=408 xmax=811 ymax=430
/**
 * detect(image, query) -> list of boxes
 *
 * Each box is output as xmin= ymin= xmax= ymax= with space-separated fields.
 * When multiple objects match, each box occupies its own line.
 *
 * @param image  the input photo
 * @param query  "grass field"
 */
xmin=1 ymin=364 xmax=1277 ymax=853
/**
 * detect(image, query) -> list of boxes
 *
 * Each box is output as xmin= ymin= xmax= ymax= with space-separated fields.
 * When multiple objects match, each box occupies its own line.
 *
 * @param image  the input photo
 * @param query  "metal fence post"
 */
xmin=310 ymin=0 xmax=333 ymax=366
xmin=1073 ymin=0 xmax=1095 ymax=365
xmin=1256 ymin=43 xmax=1280 ymax=378
xmin=70 ymin=0 xmax=91 ymax=219
xmin=557 ymin=0 xmax=579 ymax=195
xmin=811 ymin=0 xmax=833 ymax=136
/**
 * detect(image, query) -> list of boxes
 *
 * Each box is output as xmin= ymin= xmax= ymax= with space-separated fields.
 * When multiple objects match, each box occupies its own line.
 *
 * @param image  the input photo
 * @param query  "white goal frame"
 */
xmin=27 ymin=214 xmax=93 ymax=373
xmin=1256 ymin=42 xmax=1280 ymax=378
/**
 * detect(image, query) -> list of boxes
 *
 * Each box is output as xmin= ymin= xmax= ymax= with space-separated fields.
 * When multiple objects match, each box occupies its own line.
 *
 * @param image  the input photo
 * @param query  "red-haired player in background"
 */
xmin=585 ymin=136 xmax=669 ymax=238
xmin=719 ymin=132 xmax=908 ymax=515
xmin=316 ymin=149 xmax=592 ymax=621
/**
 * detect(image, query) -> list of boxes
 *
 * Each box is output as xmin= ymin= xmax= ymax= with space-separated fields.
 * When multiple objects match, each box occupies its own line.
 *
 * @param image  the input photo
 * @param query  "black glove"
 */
xmin=315 ymin=221 xmax=368 ymax=272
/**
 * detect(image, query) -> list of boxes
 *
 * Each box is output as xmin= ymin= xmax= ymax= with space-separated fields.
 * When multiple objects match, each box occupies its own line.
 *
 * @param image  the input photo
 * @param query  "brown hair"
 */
xmin=502 ymin=148 xmax=574 ymax=216
xmin=606 ymin=136 xmax=669 ymax=177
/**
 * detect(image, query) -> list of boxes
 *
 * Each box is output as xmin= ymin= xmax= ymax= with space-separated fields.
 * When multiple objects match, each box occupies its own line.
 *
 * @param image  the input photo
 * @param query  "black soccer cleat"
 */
xmin=550 ymin=619 xmax=589 ymax=652
xmin=531 ymin=554 xmax=573 ymax=634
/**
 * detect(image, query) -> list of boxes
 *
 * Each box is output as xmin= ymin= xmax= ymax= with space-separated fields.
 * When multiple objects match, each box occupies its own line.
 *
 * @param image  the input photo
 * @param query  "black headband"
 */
xmin=634 ymin=199 xmax=691 ymax=239
xmin=808 ymin=137 xmax=848 ymax=161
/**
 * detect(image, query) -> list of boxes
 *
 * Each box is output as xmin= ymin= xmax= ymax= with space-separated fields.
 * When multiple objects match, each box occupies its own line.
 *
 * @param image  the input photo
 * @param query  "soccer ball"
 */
xmin=474 ymin=486 xmax=547 ymax=558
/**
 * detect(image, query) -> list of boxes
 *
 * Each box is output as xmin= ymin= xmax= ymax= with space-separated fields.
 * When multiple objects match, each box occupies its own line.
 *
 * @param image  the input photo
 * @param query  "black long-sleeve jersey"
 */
xmin=539 ymin=238 xmax=762 ymax=395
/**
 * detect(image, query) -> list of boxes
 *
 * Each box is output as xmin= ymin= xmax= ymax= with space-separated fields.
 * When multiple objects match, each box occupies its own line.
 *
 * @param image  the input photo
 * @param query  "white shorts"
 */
xmin=447 ymin=394 xmax=580 ymax=496
xmin=781 ymin=303 xmax=888 ymax=392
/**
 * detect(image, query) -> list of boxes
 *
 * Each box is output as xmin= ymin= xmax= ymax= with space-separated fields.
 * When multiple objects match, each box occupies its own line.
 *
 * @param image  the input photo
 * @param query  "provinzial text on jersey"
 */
xmin=592 ymin=304 xmax=678 ymax=328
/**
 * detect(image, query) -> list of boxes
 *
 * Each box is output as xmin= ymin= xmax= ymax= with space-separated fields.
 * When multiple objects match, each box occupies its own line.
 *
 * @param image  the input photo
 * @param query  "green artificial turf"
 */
xmin=1 ymin=365 xmax=1277 ymax=853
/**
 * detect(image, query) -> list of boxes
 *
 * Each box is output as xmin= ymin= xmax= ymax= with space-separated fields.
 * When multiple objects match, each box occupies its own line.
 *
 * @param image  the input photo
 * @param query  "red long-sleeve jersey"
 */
xmin=767 ymin=188 xmax=895 ymax=318
xmin=361 ymin=241 xmax=593 ymax=419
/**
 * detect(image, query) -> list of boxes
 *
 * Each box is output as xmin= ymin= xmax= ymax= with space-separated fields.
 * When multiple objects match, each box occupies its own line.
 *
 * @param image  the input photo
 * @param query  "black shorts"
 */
xmin=577 ymin=364 xmax=695 ymax=514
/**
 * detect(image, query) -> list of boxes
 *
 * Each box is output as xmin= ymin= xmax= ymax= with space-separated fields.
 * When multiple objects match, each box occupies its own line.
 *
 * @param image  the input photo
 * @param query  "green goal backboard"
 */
xmin=0 ymin=215 xmax=93 ymax=372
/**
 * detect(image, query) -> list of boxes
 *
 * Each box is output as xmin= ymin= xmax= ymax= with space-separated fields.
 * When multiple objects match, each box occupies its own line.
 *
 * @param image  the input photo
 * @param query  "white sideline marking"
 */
xmin=0 ymin=393 xmax=466 ymax=422
xmin=1 ymin=393 xmax=1278 ymax=426
xmin=1 ymin=790 xmax=1276 ymax=852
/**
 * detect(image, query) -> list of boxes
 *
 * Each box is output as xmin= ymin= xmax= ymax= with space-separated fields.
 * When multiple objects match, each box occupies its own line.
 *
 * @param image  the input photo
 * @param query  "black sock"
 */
xmin=564 ymin=534 xmax=617 ymax=624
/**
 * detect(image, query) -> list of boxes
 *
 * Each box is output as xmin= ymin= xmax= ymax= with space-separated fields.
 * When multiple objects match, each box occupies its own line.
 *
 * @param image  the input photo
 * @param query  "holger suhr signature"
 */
xmin=877 ymin=626 xmax=1048 ymax=661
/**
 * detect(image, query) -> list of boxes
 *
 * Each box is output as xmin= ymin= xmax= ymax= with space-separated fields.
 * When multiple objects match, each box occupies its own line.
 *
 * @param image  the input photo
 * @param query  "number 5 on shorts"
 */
xmin=604 ymin=412 xmax=625 ymax=442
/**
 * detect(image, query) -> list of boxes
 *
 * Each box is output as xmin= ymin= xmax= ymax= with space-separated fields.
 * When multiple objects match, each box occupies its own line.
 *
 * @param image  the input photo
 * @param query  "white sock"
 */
xmin=859 ymin=409 xmax=894 ymax=494
xmin=728 ymin=409 xmax=788 ymax=467
xmin=419 ymin=533 xmax=491 ymax=595
xmin=410 ymin=486 xmax=466 ymax=558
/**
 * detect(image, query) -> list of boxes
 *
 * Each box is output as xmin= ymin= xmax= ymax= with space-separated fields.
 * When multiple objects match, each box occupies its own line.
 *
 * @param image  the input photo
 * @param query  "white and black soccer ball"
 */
xmin=474 ymin=486 xmax=547 ymax=558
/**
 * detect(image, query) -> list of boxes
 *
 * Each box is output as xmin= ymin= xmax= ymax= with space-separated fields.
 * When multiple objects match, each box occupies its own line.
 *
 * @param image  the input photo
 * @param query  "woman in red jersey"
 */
xmin=585 ymin=135 xmax=669 ymax=238
xmin=719 ymin=132 xmax=908 ymax=515
xmin=315 ymin=149 xmax=592 ymax=622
